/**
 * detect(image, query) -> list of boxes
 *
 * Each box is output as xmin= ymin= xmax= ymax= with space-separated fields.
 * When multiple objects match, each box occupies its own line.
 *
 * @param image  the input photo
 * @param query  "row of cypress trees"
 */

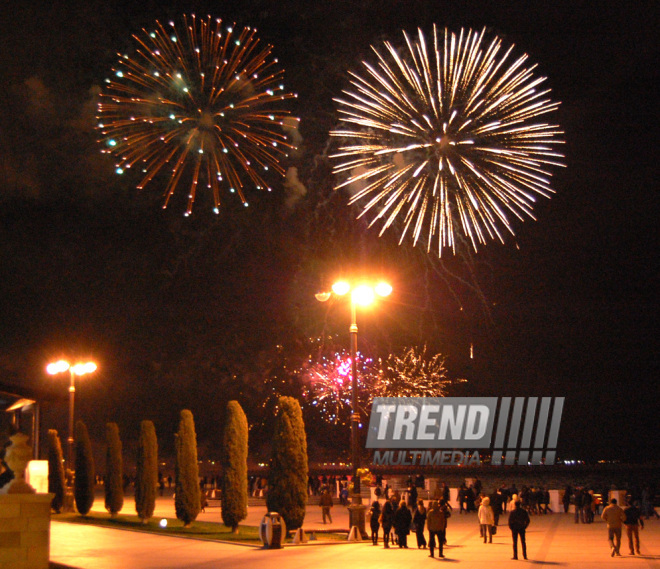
xmin=46 ymin=397 xmax=309 ymax=534
xmin=46 ymin=412 xmax=201 ymax=524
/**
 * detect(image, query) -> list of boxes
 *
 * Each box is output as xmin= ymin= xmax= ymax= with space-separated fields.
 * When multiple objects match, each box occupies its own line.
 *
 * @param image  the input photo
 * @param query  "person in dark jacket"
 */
xmin=319 ymin=489 xmax=334 ymax=523
xmin=427 ymin=500 xmax=449 ymax=558
xmin=458 ymin=484 xmax=467 ymax=514
xmin=583 ymin=489 xmax=593 ymax=523
xmin=563 ymin=485 xmax=572 ymax=514
xmin=381 ymin=496 xmax=396 ymax=548
xmin=407 ymin=484 xmax=418 ymax=507
xmin=412 ymin=499 xmax=427 ymax=548
xmin=369 ymin=501 xmax=381 ymax=545
xmin=394 ymin=500 xmax=412 ymax=548
xmin=441 ymin=482 xmax=450 ymax=503
xmin=491 ymin=489 xmax=504 ymax=526
xmin=574 ymin=488 xmax=584 ymax=523
xmin=623 ymin=499 xmax=644 ymax=555
xmin=466 ymin=485 xmax=476 ymax=512
xmin=509 ymin=500 xmax=530 ymax=560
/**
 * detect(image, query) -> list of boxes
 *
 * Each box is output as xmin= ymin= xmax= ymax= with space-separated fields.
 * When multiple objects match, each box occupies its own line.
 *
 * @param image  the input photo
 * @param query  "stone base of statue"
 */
xmin=0 ymin=493 xmax=54 ymax=569
xmin=348 ymin=496 xmax=368 ymax=540
xmin=0 ymin=432 xmax=54 ymax=568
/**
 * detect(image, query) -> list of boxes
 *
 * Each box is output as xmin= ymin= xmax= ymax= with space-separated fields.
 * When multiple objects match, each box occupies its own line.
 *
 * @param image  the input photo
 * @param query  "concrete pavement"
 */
xmin=82 ymin=492 xmax=355 ymax=532
xmin=50 ymin=500 xmax=660 ymax=569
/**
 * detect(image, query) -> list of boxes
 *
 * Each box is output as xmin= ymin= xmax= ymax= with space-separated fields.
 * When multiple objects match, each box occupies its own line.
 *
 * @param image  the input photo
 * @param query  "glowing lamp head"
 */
xmin=159 ymin=519 xmax=168 ymax=528
xmin=47 ymin=360 xmax=70 ymax=375
xmin=71 ymin=362 xmax=97 ymax=376
xmin=332 ymin=281 xmax=351 ymax=296
xmin=315 ymin=291 xmax=332 ymax=302
xmin=375 ymin=281 xmax=393 ymax=297
xmin=352 ymin=285 xmax=375 ymax=307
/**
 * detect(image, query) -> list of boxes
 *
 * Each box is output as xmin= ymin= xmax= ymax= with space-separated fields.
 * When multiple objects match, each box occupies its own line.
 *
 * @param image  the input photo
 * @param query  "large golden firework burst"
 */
xmin=330 ymin=26 xmax=565 ymax=255
xmin=97 ymin=14 xmax=297 ymax=215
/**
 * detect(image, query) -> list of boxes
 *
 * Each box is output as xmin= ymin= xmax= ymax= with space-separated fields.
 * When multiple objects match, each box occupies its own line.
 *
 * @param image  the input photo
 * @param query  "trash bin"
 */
xmin=259 ymin=512 xmax=286 ymax=549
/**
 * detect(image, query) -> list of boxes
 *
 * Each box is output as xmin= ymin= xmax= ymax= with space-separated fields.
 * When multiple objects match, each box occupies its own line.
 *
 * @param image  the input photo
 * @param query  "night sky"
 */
xmin=0 ymin=1 xmax=657 ymax=464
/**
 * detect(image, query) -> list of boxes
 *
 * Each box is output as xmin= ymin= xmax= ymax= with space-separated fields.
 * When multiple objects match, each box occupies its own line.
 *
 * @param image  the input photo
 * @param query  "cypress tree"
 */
xmin=47 ymin=429 xmax=66 ymax=513
xmin=175 ymin=409 xmax=201 ymax=527
xmin=135 ymin=420 xmax=158 ymax=523
xmin=221 ymin=401 xmax=248 ymax=533
xmin=266 ymin=396 xmax=308 ymax=531
xmin=104 ymin=422 xmax=124 ymax=517
xmin=73 ymin=420 xmax=95 ymax=516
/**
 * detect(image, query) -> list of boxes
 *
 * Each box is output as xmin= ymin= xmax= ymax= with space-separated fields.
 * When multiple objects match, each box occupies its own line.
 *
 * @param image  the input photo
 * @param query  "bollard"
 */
xmin=348 ymin=526 xmax=362 ymax=541
xmin=292 ymin=527 xmax=307 ymax=544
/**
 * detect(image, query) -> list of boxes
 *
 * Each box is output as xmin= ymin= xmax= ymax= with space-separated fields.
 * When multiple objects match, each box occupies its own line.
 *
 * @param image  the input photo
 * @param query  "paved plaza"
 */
xmin=49 ymin=496 xmax=660 ymax=569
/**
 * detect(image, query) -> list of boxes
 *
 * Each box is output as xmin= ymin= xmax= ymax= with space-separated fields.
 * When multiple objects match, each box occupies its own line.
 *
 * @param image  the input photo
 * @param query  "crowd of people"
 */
xmin=355 ymin=477 xmax=656 ymax=561
xmin=365 ymin=486 xmax=532 ymax=560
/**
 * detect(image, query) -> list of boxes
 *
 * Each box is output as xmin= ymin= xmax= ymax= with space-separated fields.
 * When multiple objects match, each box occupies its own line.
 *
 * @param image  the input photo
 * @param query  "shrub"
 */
xmin=175 ymin=409 xmax=201 ymax=527
xmin=73 ymin=421 xmax=95 ymax=515
xmin=135 ymin=420 xmax=158 ymax=523
xmin=104 ymin=422 xmax=124 ymax=517
xmin=266 ymin=396 xmax=308 ymax=531
xmin=221 ymin=401 xmax=248 ymax=532
xmin=47 ymin=429 xmax=66 ymax=513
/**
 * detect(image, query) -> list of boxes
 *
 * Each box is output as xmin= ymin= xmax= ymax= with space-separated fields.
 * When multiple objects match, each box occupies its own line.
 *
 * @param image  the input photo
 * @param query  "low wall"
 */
xmin=0 ymin=493 xmax=53 ymax=569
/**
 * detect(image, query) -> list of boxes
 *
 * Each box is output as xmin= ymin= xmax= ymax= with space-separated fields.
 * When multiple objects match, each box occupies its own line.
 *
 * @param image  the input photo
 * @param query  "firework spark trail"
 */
xmin=97 ymin=14 xmax=298 ymax=215
xmin=372 ymin=345 xmax=465 ymax=399
xmin=330 ymin=26 xmax=565 ymax=255
xmin=301 ymin=351 xmax=375 ymax=426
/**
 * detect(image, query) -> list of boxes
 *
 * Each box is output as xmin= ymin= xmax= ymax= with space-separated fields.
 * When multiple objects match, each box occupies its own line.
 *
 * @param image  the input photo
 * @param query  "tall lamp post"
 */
xmin=316 ymin=279 xmax=392 ymax=533
xmin=46 ymin=360 xmax=97 ymax=474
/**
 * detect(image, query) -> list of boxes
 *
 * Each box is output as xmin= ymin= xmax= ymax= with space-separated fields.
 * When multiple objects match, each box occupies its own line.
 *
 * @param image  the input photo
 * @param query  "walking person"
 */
xmin=369 ymin=501 xmax=381 ymax=545
xmin=508 ymin=499 xmax=530 ymax=560
xmin=543 ymin=488 xmax=552 ymax=514
xmin=381 ymin=496 xmax=396 ymax=548
xmin=319 ymin=489 xmax=334 ymax=524
xmin=439 ymin=498 xmax=452 ymax=545
xmin=407 ymin=483 xmax=418 ymax=508
xmin=412 ymin=499 xmax=427 ymax=548
xmin=441 ymin=482 xmax=450 ymax=503
xmin=602 ymin=498 xmax=626 ymax=557
xmin=508 ymin=493 xmax=519 ymax=512
xmin=491 ymin=489 xmax=504 ymax=526
xmin=583 ymin=489 xmax=593 ymax=523
xmin=573 ymin=488 xmax=584 ymax=523
xmin=466 ymin=485 xmax=476 ymax=512
xmin=394 ymin=500 xmax=412 ymax=548
xmin=641 ymin=486 xmax=659 ymax=520
xmin=458 ymin=484 xmax=467 ymax=514
xmin=623 ymin=499 xmax=644 ymax=555
xmin=479 ymin=496 xmax=495 ymax=543
xmin=562 ymin=485 xmax=572 ymax=513
xmin=427 ymin=500 xmax=448 ymax=558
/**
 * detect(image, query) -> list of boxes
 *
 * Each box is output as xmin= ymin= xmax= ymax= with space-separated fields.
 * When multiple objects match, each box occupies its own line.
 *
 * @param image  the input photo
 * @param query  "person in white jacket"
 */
xmin=508 ymin=493 xmax=519 ymax=512
xmin=478 ymin=496 xmax=495 ymax=543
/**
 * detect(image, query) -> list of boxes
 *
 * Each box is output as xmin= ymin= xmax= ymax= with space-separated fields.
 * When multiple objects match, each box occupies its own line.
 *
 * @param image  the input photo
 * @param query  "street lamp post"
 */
xmin=46 ymin=360 xmax=97 ymax=474
xmin=317 ymin=280 xmax=392 ymax=535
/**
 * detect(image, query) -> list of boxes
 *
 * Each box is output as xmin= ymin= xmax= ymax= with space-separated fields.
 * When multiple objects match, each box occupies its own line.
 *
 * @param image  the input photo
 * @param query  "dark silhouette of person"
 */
xmin=508 ymin=500 xmax=530 ymax=560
